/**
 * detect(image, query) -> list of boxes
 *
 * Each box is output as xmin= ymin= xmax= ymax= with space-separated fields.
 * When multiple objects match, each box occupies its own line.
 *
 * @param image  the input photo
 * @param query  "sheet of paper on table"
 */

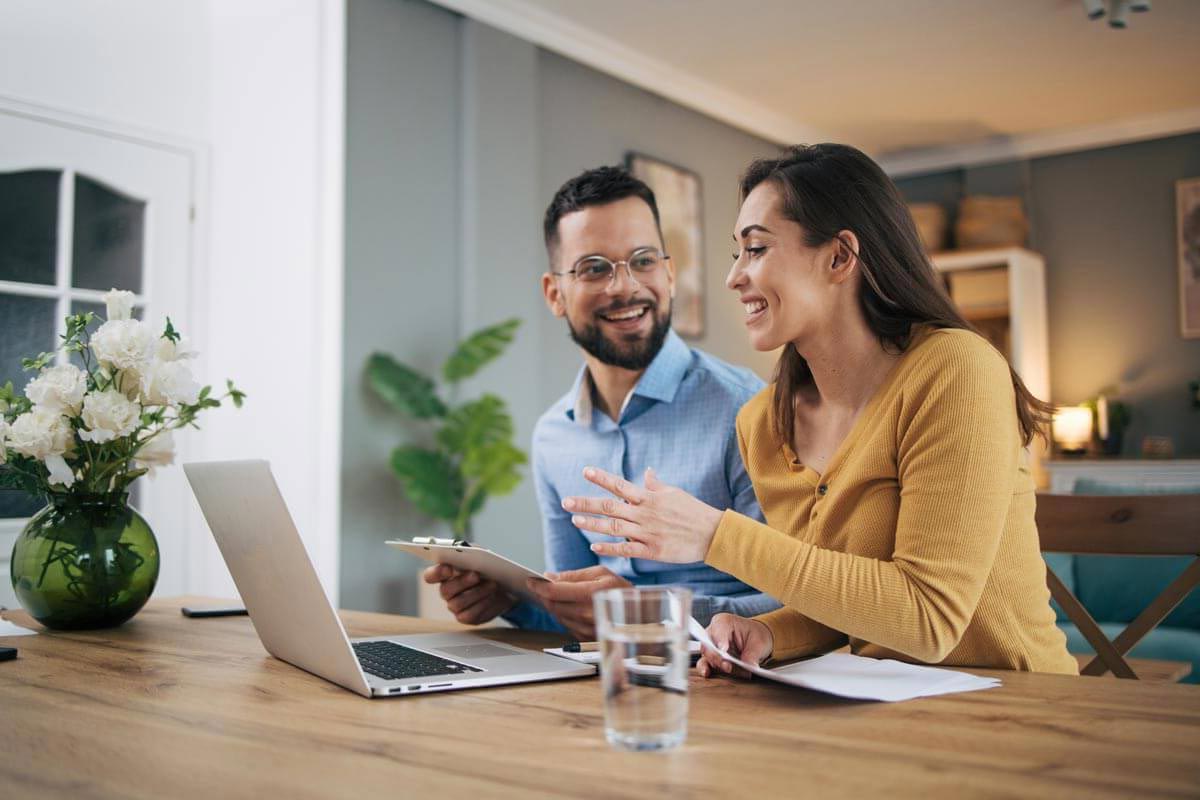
xmin=0 ymin=617 xmax=38 ymax=637
xmin=687 ymin=617 xmax=1000 ymax=702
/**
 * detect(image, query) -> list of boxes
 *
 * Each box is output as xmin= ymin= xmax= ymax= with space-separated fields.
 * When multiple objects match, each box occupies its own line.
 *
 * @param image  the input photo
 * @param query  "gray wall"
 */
xmin=895 ymin=133 xmax=1200 ymax=457
xmin=341 ymin=0 xmax=779 ymax=613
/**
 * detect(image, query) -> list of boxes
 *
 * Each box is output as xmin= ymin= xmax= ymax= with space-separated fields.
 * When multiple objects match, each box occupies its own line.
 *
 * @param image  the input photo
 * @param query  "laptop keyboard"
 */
xmin=353 ymin=640 xmax=482 ymax=681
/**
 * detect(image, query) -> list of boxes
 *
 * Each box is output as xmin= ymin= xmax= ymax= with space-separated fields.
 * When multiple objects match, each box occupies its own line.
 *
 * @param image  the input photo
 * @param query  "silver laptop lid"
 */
xmin=184 ymin=460 xmax=372 ymax=697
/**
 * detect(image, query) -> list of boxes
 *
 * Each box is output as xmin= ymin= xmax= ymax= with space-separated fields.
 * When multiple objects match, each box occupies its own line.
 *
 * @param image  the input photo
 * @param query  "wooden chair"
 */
xmin=1036 ymin=493 xmax=1200 ymax=679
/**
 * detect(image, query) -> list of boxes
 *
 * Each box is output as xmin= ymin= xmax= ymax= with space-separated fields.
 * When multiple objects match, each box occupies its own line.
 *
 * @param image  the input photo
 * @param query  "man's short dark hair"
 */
xmin=542 ymin=166 xmax=662 ymax=257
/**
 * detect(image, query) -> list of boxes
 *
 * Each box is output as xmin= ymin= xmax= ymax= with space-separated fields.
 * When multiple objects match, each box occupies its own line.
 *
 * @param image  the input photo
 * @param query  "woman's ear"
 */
xmin=829 ymin=230 xmax=862 ymax=284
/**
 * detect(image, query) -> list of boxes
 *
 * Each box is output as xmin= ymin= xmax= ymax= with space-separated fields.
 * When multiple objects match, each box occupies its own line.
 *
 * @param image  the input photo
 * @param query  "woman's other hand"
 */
xmin=698 ymin=613 xmax=774 ymax=679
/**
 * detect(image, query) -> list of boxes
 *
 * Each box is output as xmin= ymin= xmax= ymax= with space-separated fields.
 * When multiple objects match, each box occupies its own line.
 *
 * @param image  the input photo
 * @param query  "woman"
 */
xmin=563 ymin=144 xmax=1077 ymax=677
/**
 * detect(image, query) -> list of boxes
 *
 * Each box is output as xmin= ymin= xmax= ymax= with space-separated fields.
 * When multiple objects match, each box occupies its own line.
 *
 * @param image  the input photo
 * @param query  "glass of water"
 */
xmin=593 ymin=587 xmax=692 ymax=751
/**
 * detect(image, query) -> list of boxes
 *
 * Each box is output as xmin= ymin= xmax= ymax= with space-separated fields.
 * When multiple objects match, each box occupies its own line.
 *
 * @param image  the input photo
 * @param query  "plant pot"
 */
xmin=10 ymin=498 xmax=159 ymax=630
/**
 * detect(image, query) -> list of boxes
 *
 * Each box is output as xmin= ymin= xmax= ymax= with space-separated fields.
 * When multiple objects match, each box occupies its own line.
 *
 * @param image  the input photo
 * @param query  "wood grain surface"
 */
xmin=2 ymin=597 xmax=1199 ymax=799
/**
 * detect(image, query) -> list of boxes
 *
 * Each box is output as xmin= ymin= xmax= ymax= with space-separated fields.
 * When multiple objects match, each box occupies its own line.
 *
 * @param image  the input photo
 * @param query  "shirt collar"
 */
xmin=566 ymin=330 xmax=691 ymax=426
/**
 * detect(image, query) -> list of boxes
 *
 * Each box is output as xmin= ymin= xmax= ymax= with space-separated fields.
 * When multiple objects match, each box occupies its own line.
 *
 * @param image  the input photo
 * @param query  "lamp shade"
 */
xmin=1053 ymin=406 xmax=1093 ymax=451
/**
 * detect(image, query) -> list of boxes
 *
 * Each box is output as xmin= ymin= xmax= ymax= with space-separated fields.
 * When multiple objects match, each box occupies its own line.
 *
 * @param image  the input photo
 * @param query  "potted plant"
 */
xmin=1 ymin=290 xmax=243 ymax=630
xmin=366 ymin=319 xmax=525 ymax=539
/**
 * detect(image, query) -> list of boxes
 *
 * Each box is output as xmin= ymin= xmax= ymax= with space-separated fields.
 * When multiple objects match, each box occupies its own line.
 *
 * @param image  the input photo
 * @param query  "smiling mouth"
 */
xmin=743 ymin=299 xmax=767 ymax=322
xmin=598 ymin=305 xmax=651 ymax=323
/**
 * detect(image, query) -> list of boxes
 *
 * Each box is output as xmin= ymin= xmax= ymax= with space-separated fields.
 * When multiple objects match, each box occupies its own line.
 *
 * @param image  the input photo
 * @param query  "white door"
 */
xmin=0 ymin=106 xmax=196 ymax=608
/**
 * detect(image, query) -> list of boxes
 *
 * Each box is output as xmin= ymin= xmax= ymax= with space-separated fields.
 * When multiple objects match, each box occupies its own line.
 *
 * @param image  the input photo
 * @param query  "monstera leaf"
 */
xmin=367 ymin=353 xmax=447 ymax=419
xmin=442 ymin=319 xmax=520 ymax=383
xmin=389 ymin=446 xmax=463 ymax=522
xmin=436 ymin=394 xmax=514 ymax=455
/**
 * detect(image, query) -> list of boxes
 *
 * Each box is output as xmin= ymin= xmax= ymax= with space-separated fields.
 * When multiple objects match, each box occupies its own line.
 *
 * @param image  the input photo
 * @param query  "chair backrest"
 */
xmin=1036 ymin=493 xmax=1200 ymax=679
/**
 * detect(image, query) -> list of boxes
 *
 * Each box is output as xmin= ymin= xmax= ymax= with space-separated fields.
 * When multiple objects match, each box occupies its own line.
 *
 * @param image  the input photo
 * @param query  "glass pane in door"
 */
xmin=72 ymin=174 xmax=145 ymax=293
xmin=0 ymin=169 xmax=60 ymax=285
xmin=0 ymin=294 xmax=59 ymax=519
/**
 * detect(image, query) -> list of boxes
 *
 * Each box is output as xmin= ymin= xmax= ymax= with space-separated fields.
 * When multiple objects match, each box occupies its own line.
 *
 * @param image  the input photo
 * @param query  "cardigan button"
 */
xmin=817 ymin=484 xmax=828 ymax=496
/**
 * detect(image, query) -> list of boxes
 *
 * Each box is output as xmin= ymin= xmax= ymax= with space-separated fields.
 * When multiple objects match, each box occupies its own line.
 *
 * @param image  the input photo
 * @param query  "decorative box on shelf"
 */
xmin=1045 ymin=458 xmax=1200 ymax=494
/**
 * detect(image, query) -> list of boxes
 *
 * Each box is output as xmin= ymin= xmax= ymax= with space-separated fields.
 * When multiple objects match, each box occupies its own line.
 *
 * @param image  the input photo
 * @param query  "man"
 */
xmin=424 ymin=166 xmax=778 ymax=639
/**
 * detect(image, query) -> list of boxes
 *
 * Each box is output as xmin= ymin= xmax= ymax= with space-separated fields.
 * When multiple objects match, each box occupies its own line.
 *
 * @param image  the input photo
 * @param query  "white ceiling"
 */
xmin=434 ymin=0 xmax=1200 ymax=173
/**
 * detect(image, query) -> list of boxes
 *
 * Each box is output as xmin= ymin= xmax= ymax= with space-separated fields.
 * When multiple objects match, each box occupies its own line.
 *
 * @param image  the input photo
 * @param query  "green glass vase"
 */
xmin=10 ymin=498 xmax=159 ymax=630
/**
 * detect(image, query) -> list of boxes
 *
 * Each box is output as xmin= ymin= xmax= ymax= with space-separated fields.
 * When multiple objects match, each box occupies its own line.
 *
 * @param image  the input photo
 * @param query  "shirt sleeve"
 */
xmin=693 ymin=590 xmax=783 ymax=627
xmin=706 ymin=340 xmax=1021 ymax=664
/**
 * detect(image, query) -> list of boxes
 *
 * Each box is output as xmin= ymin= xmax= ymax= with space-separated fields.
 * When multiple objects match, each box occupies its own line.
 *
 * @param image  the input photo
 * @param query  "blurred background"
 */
xmin=2 ymin=0 xmax=1198 ymax=616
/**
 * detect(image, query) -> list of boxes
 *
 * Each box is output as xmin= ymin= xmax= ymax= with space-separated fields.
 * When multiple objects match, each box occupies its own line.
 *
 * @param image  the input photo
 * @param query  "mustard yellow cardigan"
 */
xmin=706 ymin=327 xmax=1077 ymax=674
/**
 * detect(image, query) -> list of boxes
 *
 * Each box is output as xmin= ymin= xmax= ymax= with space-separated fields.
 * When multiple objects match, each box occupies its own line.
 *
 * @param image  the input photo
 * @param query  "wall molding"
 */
xmin=426 ymin=0 xmax=819 ymax=147
xmin=879 ymin=106 xmax=1200 ymax=177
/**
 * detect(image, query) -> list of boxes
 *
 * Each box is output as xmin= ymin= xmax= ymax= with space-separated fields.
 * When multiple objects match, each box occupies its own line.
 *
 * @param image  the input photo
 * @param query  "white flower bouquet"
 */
xmin=2 ymin=290 xmax=243 ymax=629
xmin=0 ymin=290 xmax=244 ymax=499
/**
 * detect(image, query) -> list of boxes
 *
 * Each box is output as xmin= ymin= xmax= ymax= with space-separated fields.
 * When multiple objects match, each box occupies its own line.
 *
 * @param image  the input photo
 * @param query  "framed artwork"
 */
xmin=1178 ymin=176 xmax=1200 ymax=339
xmin=626 ymin=152 xmax=705 ymax=338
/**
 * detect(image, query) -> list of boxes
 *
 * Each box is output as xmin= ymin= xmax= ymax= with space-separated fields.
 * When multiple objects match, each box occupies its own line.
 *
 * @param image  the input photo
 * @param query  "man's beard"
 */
xmin=567 ymin=301 xmax=672 ymax=371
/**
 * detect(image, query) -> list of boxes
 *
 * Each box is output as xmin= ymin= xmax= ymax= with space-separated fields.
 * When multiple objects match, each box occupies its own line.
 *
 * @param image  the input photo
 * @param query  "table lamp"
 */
xmin=1053 ymin=406 xmax=1093 ymax=455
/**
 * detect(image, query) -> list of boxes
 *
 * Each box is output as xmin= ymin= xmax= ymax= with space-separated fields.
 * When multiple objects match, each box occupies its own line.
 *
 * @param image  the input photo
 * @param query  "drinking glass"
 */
xmin=592 ymin=587 xmax=691 ymax=751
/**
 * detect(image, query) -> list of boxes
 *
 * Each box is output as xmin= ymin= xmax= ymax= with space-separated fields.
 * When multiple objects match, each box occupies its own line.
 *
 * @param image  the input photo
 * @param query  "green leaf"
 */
xmin=367 ymin=353 xmax=447 ymax=419
xmin=163 ymin=317 xmax=181 ymax=344
xmin=21 ymin=352 xmax=54 ymax=372
xmin=436 ymin=394 xmax=513 ymax=455
xmin=389 ymin=446 xmax=463 ymax=521
xmin=462 ymin=440 xmax=526 ymax=497
xmin=442 ymin=319 xmax=520 ymax=383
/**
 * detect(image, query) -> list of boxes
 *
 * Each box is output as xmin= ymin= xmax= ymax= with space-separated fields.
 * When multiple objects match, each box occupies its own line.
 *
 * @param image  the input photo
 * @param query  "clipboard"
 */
xmin=386 ymin=538 xmax=549 ymax=604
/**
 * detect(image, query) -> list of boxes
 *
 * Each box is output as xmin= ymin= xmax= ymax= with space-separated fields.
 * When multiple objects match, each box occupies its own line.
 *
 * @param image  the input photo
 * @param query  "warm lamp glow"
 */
xmin=1053 ymin=406 xmax=1093 ymax=453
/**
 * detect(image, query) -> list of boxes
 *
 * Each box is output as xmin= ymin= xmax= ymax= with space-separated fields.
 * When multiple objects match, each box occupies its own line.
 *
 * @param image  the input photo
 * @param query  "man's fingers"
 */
xmin=423 ymin=564 xmax=458 ymax=584
xmin=581 ymin=467 xmax=648 ymax=505
xmin=439 ymin=570 xmax=480 ymax=601
xmin=550 ymin=565 xmax=613 ymax=582
xmin=446 ymin=579 xmax=498 ymax=614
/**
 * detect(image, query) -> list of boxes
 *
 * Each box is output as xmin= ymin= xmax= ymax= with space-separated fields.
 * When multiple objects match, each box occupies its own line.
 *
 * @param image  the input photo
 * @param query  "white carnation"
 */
xmin=44 ymin=454 xmax=76 ymax=487
xmin=8 ymin=409 xmax=73 ymax=460
xmin=134 ymin=430 xmax=175 ymax=474
xmin=79 ymin=389 xmax=141 ymax=443
xmin=141 ymin=360 xmax=201 ymax=407
xmin=156 ymin=336 xmax=197 ymax=363
xmin=91 ymin=319 xmax=156 ymax=371
xmin=103 ymin=289 xmax=136 ymax=321
xmin=24 ymin=363 xmax=88 ymax=415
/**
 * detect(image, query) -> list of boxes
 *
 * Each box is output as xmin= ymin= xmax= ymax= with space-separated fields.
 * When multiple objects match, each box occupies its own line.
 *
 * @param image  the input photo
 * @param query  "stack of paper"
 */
xmin=688 ymin=618 xmax=1000 ymax=702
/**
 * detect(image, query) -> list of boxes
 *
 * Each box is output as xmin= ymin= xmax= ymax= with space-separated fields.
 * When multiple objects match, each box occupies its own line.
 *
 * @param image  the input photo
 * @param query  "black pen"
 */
xmin=563 ymin=641 xmax=599 ymax=653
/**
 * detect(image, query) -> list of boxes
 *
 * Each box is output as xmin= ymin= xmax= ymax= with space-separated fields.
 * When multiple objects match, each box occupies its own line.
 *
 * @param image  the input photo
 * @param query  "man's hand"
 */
xmin=697 ymin=613 xmax=774 ymax=680
xmin=422 ymin=564 xmax=518 ymax=625
xmin=525 ymin=565 xmax=632 ymax=641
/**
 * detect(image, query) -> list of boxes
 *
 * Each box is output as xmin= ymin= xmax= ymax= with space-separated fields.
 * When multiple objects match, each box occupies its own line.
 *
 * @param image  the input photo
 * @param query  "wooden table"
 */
xmin=2 ymin=597 xmax=1199 ymax=799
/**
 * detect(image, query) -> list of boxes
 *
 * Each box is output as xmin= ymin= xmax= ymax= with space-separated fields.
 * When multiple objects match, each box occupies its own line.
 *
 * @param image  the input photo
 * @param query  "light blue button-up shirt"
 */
xmin=503 ymin=331 xmax=781 ymax=631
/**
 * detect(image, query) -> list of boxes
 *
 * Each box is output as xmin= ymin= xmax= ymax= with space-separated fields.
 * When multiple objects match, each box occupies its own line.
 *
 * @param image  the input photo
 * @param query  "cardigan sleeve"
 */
xmin=706 ymin=337 xmax=1022 ymax=664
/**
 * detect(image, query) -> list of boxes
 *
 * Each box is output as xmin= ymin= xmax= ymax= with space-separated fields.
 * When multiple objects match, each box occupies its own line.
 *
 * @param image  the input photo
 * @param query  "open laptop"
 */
xmin=184 ymin=460 xmax=594 ymax=698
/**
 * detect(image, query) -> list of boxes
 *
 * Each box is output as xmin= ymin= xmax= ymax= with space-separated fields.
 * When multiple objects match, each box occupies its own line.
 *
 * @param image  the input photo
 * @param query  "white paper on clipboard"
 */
xmin=386 ymin=540 xmax=549 ymax=605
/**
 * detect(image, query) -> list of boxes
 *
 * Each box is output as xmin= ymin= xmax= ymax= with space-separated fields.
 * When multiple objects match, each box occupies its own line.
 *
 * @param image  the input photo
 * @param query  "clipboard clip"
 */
xmin=411 ymin=536 xmax=471 ymax=547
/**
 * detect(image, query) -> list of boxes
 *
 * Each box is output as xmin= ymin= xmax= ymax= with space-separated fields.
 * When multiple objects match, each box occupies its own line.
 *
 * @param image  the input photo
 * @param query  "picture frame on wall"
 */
xmin=626 ymin=152 xmax=704 ymax=338
xmin=1178 ymin=176 xmax=1200 ymax=339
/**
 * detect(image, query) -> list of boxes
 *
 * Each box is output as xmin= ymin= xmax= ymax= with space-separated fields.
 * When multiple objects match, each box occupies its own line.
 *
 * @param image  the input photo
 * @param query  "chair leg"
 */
xmin=1046 ymin=565 xmax=1138 ymax=679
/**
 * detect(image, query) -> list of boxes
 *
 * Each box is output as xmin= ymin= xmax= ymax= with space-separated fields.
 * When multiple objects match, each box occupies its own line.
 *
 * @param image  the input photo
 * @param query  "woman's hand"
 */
xmin=561 ymin=467 xmax=724 ymax=564
xmin=697 ymin=613 xmax=774 ymax=679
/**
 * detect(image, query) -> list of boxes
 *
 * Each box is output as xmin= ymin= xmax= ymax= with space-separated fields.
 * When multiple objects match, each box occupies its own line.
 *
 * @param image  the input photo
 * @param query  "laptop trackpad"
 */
xmin=437 ymin=643 xmax=522 ymax=660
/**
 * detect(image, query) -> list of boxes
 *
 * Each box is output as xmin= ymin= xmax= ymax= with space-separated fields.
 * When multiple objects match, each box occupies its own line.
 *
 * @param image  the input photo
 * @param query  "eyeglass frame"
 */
xmin=551 ymin=246 xmax=671 ymax=291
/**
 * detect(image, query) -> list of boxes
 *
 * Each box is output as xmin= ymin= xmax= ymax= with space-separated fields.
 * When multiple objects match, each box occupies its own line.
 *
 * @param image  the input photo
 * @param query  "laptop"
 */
xmin=183 ymin=460 xmax=594 ymax=698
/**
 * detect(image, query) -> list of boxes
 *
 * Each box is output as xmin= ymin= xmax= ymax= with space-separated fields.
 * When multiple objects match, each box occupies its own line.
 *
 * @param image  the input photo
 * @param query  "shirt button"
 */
xmin=817 ymin=484 xmax=828 ymax=496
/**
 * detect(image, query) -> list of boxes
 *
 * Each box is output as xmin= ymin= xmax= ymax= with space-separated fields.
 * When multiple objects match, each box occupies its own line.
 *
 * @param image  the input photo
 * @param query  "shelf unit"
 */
xmin=932 ymin=247 xmax=1051 ymax=484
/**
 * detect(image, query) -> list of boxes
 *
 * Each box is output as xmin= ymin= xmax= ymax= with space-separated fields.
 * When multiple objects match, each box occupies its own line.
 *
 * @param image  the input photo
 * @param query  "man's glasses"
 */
xmin=553 ymin=247 xmax=669 ymax=293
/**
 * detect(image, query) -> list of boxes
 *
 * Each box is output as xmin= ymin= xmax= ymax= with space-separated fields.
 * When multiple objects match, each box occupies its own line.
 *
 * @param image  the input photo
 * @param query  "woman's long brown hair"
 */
xmin=739 ymin=144 xmax=1054 ymax=448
